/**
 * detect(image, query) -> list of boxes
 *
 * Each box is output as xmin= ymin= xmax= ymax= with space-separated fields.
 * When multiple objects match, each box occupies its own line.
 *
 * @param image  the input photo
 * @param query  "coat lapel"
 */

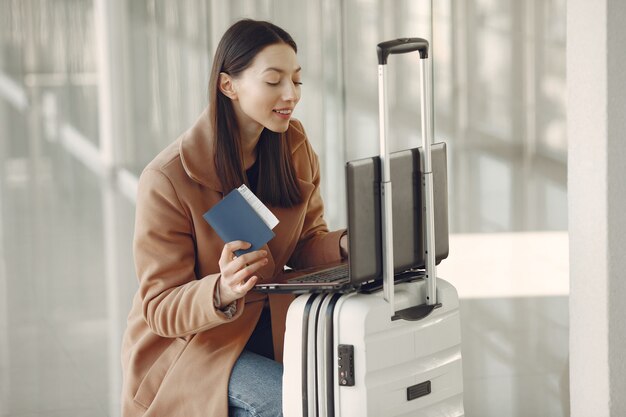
xmin=179 ymin=109 xmax=223 ymax=192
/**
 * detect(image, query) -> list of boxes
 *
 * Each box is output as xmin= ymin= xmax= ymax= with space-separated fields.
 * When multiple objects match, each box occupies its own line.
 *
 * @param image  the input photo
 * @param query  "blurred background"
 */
xmin=0 ymin=0 xmax=568 ymax=416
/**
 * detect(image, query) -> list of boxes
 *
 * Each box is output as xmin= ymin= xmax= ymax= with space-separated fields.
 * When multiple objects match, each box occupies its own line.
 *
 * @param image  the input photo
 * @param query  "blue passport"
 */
xmin=203 ymin=186 xmax=277 ymax=256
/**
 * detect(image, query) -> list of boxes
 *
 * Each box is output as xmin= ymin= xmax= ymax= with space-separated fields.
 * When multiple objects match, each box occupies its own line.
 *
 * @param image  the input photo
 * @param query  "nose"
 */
xmin=282 ymin=81 xmax=300 ymax=103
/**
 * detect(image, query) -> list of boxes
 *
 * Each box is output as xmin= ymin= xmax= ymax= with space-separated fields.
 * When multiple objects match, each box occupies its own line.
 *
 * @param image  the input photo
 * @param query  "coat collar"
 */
xmin=179 ymin=108 xmax=308 ymax=192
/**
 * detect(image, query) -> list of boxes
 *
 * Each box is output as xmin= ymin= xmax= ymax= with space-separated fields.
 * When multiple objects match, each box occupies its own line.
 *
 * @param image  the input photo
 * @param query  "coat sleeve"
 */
xmin=287 ymin=131 xmax=346 ymax=269
xmin=133 ymin=168 xmax=244 ymax=338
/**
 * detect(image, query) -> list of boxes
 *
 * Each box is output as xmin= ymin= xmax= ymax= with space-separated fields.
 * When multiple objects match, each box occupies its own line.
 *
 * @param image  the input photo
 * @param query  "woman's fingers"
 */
xmin=239 ymin=275 xmax=259 ymax=293
xmin=230 ymin=249 xmax=268 ymax=272
xmin=218 ymin=241 xmax=251 ymax=269
xmin=219 ymin=243 xmax=267 ymax=285
xmin=231 ymin=256 xmax=268 ymax=283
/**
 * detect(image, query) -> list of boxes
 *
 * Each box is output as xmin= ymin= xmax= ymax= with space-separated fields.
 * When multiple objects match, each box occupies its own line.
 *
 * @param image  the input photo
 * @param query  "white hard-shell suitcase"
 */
xmin=283 ymin=38 xmax=464 ymax=416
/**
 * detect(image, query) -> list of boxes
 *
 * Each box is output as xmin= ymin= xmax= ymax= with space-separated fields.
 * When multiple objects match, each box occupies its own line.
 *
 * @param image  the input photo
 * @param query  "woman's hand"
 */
xmin=217 ymin=241 xmax=268 ymax=308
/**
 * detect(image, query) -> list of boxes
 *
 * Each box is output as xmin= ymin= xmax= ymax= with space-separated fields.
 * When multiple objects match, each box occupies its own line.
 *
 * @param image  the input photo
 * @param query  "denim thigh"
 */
xmin=228 ymin=350 xmax=283 ymax=417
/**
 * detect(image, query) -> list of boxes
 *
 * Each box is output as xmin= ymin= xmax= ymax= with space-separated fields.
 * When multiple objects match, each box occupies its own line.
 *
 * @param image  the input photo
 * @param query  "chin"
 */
xmin=266 ymin=120 xmax=291 ymax=133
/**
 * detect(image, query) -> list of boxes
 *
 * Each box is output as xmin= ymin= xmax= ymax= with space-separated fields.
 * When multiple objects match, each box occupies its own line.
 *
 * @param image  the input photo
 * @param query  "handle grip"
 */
xmin=377 ymin=38 xmax=429 ymax=65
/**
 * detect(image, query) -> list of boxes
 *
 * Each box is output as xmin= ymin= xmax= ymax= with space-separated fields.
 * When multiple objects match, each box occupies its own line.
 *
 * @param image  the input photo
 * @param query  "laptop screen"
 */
xmin=345 ymin=142 xmax=449 ymax=285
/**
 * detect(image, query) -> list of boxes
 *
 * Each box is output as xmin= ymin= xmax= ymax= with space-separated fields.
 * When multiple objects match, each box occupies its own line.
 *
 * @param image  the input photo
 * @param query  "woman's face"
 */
xmin=226 ymin=43 xmax=302 ymax=135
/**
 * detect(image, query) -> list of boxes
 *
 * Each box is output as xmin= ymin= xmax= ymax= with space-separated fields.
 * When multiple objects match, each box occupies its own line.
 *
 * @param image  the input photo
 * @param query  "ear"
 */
xmin=218 ymin=72 xmax=238 ymax=100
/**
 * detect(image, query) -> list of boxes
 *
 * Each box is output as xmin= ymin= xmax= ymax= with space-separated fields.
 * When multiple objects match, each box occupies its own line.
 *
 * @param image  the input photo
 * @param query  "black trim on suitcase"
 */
xmin=324 ymin=293 xmax=342 ymax=416
xmin=301 ymin=294 xmax=319 ymax=417
xmin=313 ymin=296 xmax=324 ymax=416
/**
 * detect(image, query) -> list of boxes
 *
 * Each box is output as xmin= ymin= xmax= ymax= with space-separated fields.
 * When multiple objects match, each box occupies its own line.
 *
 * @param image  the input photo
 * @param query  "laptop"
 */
xmin=254 ymin=142 xmax=449 ymax=294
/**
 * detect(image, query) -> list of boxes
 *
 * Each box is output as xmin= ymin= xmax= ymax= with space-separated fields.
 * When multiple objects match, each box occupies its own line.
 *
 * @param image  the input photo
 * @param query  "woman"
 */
xmin=121 ymin=19 xmax=348 ymax=417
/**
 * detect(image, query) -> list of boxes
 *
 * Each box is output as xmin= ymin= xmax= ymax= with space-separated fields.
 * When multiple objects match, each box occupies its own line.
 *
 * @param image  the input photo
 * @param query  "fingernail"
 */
xmin=263 ymin=259 xmax=268 ymax=264
xmin=261 ymin=250 xmax=267 ymax=256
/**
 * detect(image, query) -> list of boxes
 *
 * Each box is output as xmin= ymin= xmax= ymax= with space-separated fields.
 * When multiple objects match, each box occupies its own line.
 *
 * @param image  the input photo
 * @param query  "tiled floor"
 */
xmin=0 ymin=135 xmax=570 ymax=416
xmin=0 ymin=152 xmax=135 ymax=416
xmin=442 ymin=232 xmax=570 ymax=417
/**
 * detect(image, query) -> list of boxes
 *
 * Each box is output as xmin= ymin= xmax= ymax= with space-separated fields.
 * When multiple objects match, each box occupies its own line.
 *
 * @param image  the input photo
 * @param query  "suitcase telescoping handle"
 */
xmin=377 ymin=38 xmax=439 ymax=321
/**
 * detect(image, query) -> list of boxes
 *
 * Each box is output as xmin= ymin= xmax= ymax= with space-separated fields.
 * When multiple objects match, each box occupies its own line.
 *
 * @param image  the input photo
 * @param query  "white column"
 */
xmin=94 ymin=0 xmax=128 ymax=170
xmin=93 ymin=1 xmax=129 ymax=415
xmin=568 ymin=0 xmax=626 ymax=416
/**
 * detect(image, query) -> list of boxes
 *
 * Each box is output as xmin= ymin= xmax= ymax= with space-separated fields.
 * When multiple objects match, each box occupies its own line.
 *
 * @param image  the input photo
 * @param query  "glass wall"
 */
xmin=0 ymin=0 xmax=567 ymax=233
xmin=121 ymin=0 xmax=212 ymax=173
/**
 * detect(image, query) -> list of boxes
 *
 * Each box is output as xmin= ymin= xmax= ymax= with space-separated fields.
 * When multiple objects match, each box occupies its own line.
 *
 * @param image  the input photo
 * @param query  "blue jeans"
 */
xmin=228 ymin=350 xmax=283 ymax=417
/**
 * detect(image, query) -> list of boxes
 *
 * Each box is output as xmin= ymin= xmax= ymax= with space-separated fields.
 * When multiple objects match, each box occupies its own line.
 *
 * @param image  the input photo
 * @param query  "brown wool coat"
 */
xmin=120 ymin=111 xmax=344 ymax=417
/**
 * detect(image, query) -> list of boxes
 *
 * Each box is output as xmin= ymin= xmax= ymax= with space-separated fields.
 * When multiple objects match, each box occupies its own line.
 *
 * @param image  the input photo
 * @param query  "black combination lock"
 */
xmin=337 ymin=344 xmax=355 ymax=386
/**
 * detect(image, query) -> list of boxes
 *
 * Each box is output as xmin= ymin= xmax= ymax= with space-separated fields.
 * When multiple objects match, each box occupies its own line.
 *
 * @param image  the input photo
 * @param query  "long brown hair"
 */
xmin=208 ymin=19 xmax=302 ymax=207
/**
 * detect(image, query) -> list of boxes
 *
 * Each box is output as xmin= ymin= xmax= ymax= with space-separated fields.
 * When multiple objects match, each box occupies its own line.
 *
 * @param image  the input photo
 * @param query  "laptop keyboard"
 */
xmin=288 ymin=264 xmax=349 ymax=284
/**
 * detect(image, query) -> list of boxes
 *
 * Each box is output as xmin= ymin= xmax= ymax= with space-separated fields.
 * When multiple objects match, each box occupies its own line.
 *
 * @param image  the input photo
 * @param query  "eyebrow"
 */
xmin=262 ymin=66 xmax=302 ymax=74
